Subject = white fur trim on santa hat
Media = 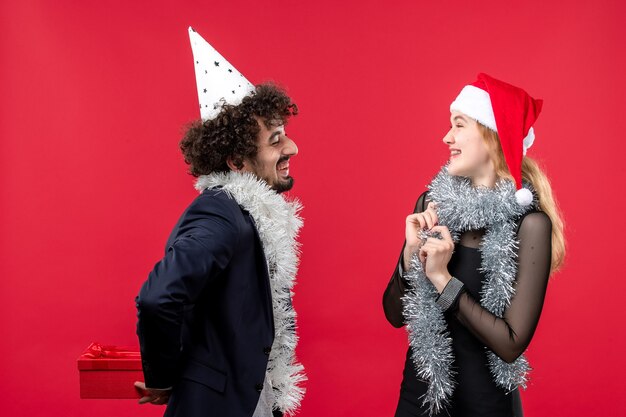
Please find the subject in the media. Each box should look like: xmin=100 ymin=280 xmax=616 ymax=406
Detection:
xmin=523 ymin=127 xmax=535 ymax=155
xmin=450 ymin=85 xmax=497 ymax=132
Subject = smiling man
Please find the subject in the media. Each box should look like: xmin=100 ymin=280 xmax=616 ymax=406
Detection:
xmin=134 ymin=28 xmax=306 ymax=417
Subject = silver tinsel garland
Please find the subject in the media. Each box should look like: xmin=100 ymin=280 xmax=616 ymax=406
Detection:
xmin=195 ymin=172 xmax=306 ymax=415
xmin=402 ymin=167 xmax=535 ymax=415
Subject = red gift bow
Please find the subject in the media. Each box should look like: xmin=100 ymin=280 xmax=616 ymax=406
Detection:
xmin=83 ymin=343 xmax=141 ymax=359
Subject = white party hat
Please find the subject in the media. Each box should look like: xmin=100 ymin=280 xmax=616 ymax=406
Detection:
xmin=188 ymin=27 xmax=255 ymax=120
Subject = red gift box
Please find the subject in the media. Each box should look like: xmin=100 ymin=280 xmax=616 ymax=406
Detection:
xmin=77 ymin=343 xmax=144 ymax=399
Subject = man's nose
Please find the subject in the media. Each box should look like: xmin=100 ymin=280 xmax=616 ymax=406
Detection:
xmin=283 ymin=135 xmax=298 ymax=156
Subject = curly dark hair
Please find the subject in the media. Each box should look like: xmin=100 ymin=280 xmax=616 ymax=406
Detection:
xmin=180 ymin=83 xmax=298 ymax=176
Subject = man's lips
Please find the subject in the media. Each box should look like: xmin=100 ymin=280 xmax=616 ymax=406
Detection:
xmin=277 ymin=159 xmax=290 ymax=176
xmin=277 ymin=159 xmax=290 ymax=170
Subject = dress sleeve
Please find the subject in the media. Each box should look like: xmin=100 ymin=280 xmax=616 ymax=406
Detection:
xmin=382 ymin=192 xmax=428 ymax=328
xmin=453 ymin=211 xmax=552 ymax=363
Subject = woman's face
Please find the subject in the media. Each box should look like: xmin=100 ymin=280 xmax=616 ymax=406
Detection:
xmin=443 ymin=111 xmax=496 ymax=187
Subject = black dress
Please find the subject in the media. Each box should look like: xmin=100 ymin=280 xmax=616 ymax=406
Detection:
xmin=383 ymin=193 xmax=552 ymax=417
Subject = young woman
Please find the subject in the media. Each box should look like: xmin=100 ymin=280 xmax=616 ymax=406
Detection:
xmin=383 ymin=73 xmax=565 ymax=417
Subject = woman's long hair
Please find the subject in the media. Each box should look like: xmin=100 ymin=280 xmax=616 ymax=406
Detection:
xmin=478 ymin=124 xmax=566 ymax=272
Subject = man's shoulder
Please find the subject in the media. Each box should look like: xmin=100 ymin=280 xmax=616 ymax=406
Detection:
xmin=186 ymin=188 xmax=245 ymax=221
xmin=193 ymin=187 xmax=235 ymax=206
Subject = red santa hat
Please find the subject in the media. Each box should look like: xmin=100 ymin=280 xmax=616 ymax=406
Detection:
xmin=450 ymin=73 xmax=543 ymax=206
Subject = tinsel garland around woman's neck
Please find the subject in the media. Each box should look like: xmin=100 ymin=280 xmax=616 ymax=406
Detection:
xmin=402 ymin=166 xmax=536 ymax=415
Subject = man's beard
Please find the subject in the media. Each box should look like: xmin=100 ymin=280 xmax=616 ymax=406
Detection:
xmin=250 ymin=155 xmax=295 ymax=194
xmin=271 ymin=155 xmax=294 ymax=193
xmin=272 ymin=176 xmax=294 ymax=194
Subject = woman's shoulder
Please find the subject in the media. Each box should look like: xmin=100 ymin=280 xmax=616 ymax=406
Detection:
xmin=414 ymin=191 xmax=430 ymax=213
xmin=517 ymin=210 xmax=552 ymax=235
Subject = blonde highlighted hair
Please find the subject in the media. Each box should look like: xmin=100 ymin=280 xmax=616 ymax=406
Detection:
xmin=478 ymin=124 xmax=566 ymax=272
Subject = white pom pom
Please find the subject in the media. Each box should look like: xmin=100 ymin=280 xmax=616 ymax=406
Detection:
xmin=515 ymin=188 xmax=533 ymax=206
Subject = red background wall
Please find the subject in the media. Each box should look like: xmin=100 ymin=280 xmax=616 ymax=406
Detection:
xmin=1 ymin=1 xmax=625 ymax=416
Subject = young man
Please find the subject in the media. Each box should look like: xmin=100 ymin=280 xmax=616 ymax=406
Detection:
xmin=134 ymin=28 xmax=305 ymax=417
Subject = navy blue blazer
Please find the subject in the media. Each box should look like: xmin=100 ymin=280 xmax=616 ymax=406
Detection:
xmin=136 ymin=188 xmax=275 ymax=417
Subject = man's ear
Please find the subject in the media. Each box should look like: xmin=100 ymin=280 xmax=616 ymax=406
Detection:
xmin=226 ymin=156 xmax=246 ymax=172
xmin=226 ymin=157 xmax=239 ymax=172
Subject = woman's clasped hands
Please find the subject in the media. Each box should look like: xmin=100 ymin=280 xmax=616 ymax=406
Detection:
xmin=404 ymin=202 xmax=454 ymax=292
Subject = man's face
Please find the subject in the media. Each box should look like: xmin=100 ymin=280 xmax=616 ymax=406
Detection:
xmin=240 ymin=118 xmax=299 ymax=193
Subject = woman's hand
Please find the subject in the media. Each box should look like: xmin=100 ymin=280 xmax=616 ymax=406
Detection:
xmin=403 ymin=202 xmax=438 ymax=271
xmin=419 ymin=225 xmax=454 ymax=292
